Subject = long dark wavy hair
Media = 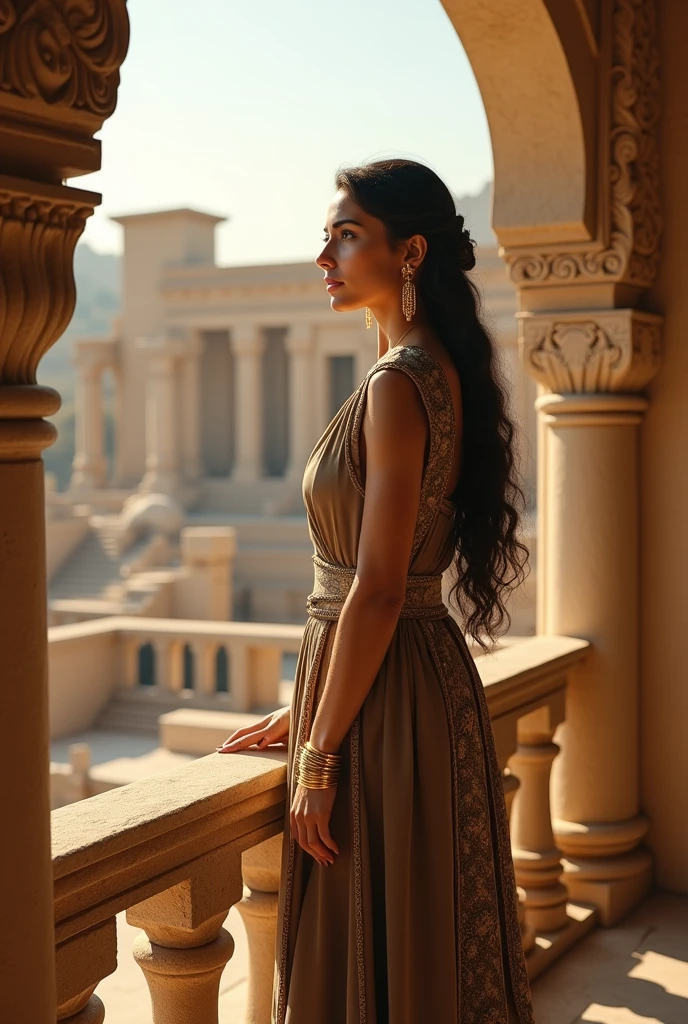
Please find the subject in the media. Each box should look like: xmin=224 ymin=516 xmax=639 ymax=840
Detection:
xmin=336 ymin=158 xmax=529 ymax=648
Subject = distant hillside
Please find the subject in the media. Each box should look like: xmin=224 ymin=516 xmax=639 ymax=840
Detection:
xmin=42 ymin=243 xmax=121 ymax=490
xmin=39 ymin=242 xmax=121 ymax=397
xmin=453 ymin=181 xmax=496 ymax=248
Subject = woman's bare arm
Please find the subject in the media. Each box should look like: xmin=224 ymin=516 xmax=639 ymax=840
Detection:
xmin=308 ymin=368 xmax=428 ymax=754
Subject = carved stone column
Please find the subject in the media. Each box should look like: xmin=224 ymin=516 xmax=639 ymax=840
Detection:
xmin=231 ymin=325 xmax=264 ymax=481
xmin=70 ymin=342 xmax=108 ymax=492
xmin=284 ymin=323 xmax=314 ymax=481
xmin=138 ymin=333 xmax=186 ymax=495
xmin=504 ymin=1 xmax=662 ymax=926
xmin=0 ymin=3 xmax=130 ymax=1017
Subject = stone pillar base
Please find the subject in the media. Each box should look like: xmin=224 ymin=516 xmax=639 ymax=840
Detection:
xmin=561 ymin=848 xmax=653 ymax=926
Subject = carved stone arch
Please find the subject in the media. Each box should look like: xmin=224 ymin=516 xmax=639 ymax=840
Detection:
xmin=440 ymin=0 xmax=594 ymax=249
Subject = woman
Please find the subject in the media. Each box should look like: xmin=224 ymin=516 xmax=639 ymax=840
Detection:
xmin=218 ymin=159 xmax=533 ymax=1024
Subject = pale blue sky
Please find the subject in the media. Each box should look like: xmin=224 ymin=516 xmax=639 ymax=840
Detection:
xmin=73 ymin=0 xmax=492 ymax=267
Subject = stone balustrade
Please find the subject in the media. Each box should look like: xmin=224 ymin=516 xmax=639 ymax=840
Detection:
xmin=49 ymin=616 xmax=304 ymax=738
xmin=480 ymin=634 xmax=594 ymax=976
xmin=52 ymin=634 xmax=589 ymax=1020
xmin=118 ymin=619 xmax=304 ymax=710
xmin=53 ymin=747 xmax=286 ymax=1023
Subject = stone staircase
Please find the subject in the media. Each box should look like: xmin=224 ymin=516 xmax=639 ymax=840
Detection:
xmin=48 ymin=523 xmax=177 ymax=622
xmin=94 ymin=688 xmax=234 ymax=735
xmin=94 ymin=678 xmax=294 ymax=736
xmin=49 ymin=532 xmax=159 ymax=601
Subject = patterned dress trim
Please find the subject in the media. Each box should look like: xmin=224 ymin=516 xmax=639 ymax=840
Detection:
xmin=345 ymin=345 xmax=457 ymax=564
xmin=447 ymin=615 xmax=535 ymax=1024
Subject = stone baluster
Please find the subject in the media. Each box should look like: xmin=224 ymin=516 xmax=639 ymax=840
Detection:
xmin=154 ymin=637 xmax=180 ymax=692
xmin=168 ymin=640 xmax=185 ymax=693
xmin=228 ymin=643 xmax=250 ymax=711
xmin=123 ymin=636 xmax=140 ymax=687
xmin=67 ymin=743 xmax=92 ymax=803
xmin=192 ymin=640 xmax=218 ymax=695
xmin=502 ymin=751 xmax=534 ymax=953
xmin=502 ymin=768 xmax=520 ymax=820
xmin=284 ymin=324 xmax=314 ymax=481
xmin=56 ymin=919 xmax=117 ymax=1023
xmin=236 ymin=834 xmax=284 ymax=1024
xmin=138 ymin=333 xmax=187 ymax=496
xmin=249 ymin=647 xmax=282 ymax=710
xmin=70 ymin=345 xmax=107 ymax=493
xmin=129 ymin=851 xmax=243 ymax=1024
xmin=509 ymin=702 xmax=568 ymax=933
xmin=231 ymin=325 xmax=265 ymax=481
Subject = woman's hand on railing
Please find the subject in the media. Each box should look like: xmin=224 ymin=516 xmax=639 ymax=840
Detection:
xmin=216 ymin=705 xmax=290 ymax=753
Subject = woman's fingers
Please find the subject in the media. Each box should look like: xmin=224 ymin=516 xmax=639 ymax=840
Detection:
xmin=318 ymin=820 xmax=340 ymax=857
xmin=216 ymin=719 xmax=266 ymax=746
xmin=306 ymin=825 xmax=333 ymax=865
xmin=216 ymin=727 xmax=268 ymax=752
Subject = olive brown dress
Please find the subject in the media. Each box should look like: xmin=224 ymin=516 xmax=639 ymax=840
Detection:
xmin=271 ymin=344 xmax=535 ymax=1024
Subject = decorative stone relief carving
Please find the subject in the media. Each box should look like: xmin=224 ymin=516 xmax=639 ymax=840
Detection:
xmin=507 ymin=0 xmax=661 ymax=290
xmin=0 ymin=0 xmax=129 ymax=121
xmin=0 ymin=177 xmax=95 ymax=383
xmin=518 ymin=309 xmax=662 ymax=393
xmin=0 ymin=2 xmax=129 ymax=387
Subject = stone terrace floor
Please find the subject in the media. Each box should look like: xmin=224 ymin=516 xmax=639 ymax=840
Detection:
xmin=92 ymin=889 xmax=686 ymax=1022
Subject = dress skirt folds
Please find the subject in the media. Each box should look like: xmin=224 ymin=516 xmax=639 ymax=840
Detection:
xmin=271 ymin=344 xmax=535 ymax=1024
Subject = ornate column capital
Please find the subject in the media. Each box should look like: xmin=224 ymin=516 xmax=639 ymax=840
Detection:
xmin=230 ymin=323 xmax=264 ymax=357
xmin=73 ymin=337 xmax=119 ymax=374
xmin=503 ymin=0 xmax=661 ymax=296
xmin=0 ymin=0 xmax=130 ymax=177
xmin=518 ymin=309 xmax=662 ymax=395
xmin=0 ymin=176 xmax=98 ymax=386
xmin=136 ymin=332 xmax=188 ymax=370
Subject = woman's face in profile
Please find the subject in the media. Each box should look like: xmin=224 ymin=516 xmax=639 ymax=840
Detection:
xmin=315 ymin=190 xmax=402 ymax=314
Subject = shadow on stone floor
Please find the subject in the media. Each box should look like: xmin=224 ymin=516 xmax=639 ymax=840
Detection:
xmin=531 ymin=890 xmax=688 ymax=1024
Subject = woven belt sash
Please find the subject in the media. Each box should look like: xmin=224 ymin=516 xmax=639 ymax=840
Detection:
xmin=306 ymin=553 xmax=448 ymax=621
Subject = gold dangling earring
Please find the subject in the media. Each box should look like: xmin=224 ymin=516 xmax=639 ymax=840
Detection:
xmin=401 ymin=264 xmax=416 ymax=322
xmin=365 ymin=307 xmax=373 ymax=329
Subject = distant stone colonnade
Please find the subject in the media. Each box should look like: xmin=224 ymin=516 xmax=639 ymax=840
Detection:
xmin=66 ymin=208 xmax=532 ymax=514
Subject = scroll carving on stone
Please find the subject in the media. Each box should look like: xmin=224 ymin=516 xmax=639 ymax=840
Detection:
xmin=507 ymin=0 xmax=661 ymax=290
xmin=519 ymin=310 xmax=662 ymax=394
xmin=0 ymin=0 xmax=130 ymax=122
xmin=0 ymin=178 xmax=95 ymax=384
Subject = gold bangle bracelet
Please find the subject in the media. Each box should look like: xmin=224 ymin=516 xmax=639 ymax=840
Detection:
xmin=295 ymin=742 xmax=341 ymax=788
xmin=305 ymin=740 xmax=341 ymax=762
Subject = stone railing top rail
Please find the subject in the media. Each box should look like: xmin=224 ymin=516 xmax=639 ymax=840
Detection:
xmin=48 ymin=615 xmax=305 ymax=646
xmin=51 ymin=634 xmax=586 ymax=871
xmin=479 ymin=634 xmax=589 ymax=718
xmin=52 ymin=748 xmax=287 ymax=944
